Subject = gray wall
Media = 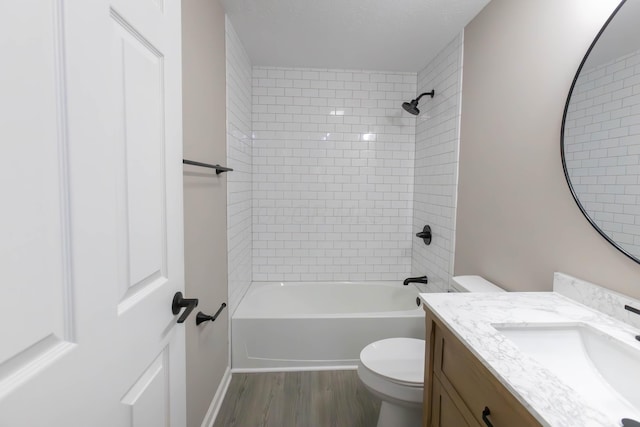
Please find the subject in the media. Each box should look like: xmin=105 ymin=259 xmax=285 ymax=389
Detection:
xmin=455 ymin=0 xmax=640 ymax=299
xmin=182 ymin=0 xmax=229 ymax=425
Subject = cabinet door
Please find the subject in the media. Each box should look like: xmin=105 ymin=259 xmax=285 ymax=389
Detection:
xmin=427 ymin=312 xmax=541 ymax=427
xmin=431 ymin=378 xmax=479 ymax=427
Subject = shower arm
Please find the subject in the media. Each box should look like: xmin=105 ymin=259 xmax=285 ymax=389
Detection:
xmin=414 ymin=90 xmax=435 ymax=103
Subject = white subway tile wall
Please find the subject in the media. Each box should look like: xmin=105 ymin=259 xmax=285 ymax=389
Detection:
xmin=564 ymin=48 xmax=640 ymax=257
xmin=411 ymin=34 xmax=464 ymax=292
xmin=252 ymin=67 xmax=417 ymax=281
xmin=226 ymin=17 xmax=253 ymax=313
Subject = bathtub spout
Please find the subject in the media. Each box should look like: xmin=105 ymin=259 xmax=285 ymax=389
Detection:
xmin=403 ymin=276 xmax=428 ymax=286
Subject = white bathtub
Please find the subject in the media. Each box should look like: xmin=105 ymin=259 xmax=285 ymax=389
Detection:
xmin=231 ymin=281 xmax=425 ymax=371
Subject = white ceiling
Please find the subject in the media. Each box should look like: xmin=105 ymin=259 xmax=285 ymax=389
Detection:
xmin=222 ymin=0 xmax=491 ymax=72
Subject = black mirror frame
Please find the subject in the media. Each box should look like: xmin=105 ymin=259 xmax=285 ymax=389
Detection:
xmin=560 ymin=0 xmax=640 ymax=264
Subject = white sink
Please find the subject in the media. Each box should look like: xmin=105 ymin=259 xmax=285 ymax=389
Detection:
xmin=494 ymin=323 xmax=640 ymax=422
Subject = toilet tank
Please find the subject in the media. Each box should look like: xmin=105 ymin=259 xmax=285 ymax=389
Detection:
xmin=451 ymin=275 xmax=505 ymax=293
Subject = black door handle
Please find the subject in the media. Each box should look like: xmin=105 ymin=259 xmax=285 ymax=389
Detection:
xmin=482 ymin=407 xmax=494 ymax=427
xmin=172 ymin=292 xmax=199 ymax=323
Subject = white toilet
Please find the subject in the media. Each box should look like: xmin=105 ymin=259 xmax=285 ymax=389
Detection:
xmin=357 ymin=275 xmax=504 ymax=427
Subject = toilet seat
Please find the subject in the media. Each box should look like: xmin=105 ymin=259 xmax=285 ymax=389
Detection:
xmin=359 ymin=337 xmax=425 ymax=387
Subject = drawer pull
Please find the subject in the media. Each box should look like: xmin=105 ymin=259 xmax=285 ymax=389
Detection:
xmin=482 ymin=407 xmax=494 ymax=427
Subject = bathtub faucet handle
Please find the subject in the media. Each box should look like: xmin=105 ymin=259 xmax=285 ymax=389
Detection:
xmin=416 ymin=225 xmax=432 ymax=245
xmin=403 ymin=276 xmax=428 ymax=286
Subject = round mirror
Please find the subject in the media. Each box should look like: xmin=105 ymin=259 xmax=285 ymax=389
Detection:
xmin=562 ymin=0 xmax=640 ymax=263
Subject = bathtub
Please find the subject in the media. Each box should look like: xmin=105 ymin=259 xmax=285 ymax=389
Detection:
xmin=231 ymin=281 xmax=425 ymax=371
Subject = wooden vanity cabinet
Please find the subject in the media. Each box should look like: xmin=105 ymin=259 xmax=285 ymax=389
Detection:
xmin=423 ymin=309 xmax=542 ymax=427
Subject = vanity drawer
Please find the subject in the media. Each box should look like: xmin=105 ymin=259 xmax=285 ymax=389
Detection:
xmin=430 ymin=315 xmax=541 ymax=427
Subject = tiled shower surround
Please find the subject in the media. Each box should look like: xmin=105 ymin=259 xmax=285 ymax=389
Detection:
xmin=564 ymin=48 xmax=640 ymax=257
xmin=226 ymin=16 xmax=464 ymax=289
xmin=252 ymin=68 xmax=417 ymax=281
xmin=411 ymin=34 xmax=464 ymax=292
xmin=226 ymin=17 xmax=253 ymax=313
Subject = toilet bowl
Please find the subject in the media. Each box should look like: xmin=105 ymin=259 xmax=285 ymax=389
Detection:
xmin=358 ymin=338 xmax=425 ymax=427
xmin=357 ymin=275 xmax=504 ymax=427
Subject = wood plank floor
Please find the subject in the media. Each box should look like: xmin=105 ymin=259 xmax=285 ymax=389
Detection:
xmin=214 ymin=370 xmax=381 ymax=427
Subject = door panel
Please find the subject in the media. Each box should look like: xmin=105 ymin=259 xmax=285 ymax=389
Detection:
xmin=0 ymin=0 xmax=75 ymax=397
xmin=0 ymin=0 xmax=185 ymax=425
xmin=113 ymin=0 xmax=185 ymax=424
xmin=121 ymin=349 xmax=170 ymax=427
xmin=112 ymin=11 xmax=168 ymax=311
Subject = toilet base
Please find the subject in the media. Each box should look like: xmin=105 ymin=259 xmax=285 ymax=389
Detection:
xmin=376 ymin=401 xmax=422 ymax=427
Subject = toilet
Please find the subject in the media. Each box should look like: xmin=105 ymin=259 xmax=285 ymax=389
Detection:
xmin=357 ymin=275 xmax=504 ymax=427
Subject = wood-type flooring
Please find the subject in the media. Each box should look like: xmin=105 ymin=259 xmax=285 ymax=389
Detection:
xmin=214 ymin=370 xmax=381 ymax=427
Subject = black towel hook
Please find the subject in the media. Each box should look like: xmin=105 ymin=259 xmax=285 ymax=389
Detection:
xmin=196 ymin=302 xmax=227 ymax=326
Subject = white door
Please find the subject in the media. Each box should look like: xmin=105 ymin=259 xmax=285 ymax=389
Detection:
xmin=0 ymin=0 xmax=186 ymax=426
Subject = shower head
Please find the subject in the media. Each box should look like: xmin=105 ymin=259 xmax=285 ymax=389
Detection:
xmin=402 ymin=100 xmax=420 ymax=115
xmin=402 ymin=90 xmax=435 ymax=115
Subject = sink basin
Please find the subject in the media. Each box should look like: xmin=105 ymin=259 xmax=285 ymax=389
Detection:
xmin=494 ymin=323 xmax=640 ymax=421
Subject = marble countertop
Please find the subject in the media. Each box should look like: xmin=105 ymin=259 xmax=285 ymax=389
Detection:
xmin=419 ymin=291 xmax=640 ymax=427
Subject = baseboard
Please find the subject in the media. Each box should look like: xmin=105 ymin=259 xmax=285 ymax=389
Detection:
xmin=231 ymin=365 xmax=357 ymax=374
xmin=201 ymin=366 xmax=232 ymax=427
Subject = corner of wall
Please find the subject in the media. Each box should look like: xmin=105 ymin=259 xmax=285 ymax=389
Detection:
xmin=182 ymin=0 xmax=229 ymax=425
xmin=411 ymin=33 xmax=465 ymax=293
xmin=226 ymin=16 xmax=254 ymax=316
xmin=449 ymin=29 xmax=464 ymax=291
